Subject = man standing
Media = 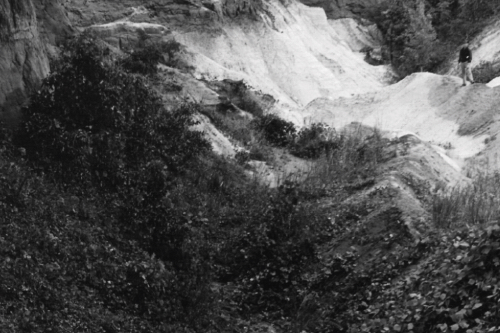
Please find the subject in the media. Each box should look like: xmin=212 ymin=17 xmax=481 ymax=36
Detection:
xmin=459 ymin=43 xmax=474 ymax=86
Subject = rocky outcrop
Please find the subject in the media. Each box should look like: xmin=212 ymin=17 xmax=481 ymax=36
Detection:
xmin=34 ymin=0 xmax=74 ymax=47
xmin=299 ymin=0 xmax=386 ymax=19
xmin=0 ymin=0 xmax=50 ymax=125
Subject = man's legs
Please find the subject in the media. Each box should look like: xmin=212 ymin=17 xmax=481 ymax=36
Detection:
xmin=460 ymin=62 xmax=474 ymax=85
xmin=466 ymin=63 xmax=474 ymax=83
xmin=461 ymin=62 xmax=467 ymax=85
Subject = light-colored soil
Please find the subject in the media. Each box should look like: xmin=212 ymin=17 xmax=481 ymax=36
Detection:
xmin=306 ymin=73 xmax=500 ymax=170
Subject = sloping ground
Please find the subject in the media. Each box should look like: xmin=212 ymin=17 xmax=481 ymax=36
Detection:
xmin=309 ymin=127 xmax=467 ymax=264
xmin=49 ymin=0 xmax=496 ymax=223
xmin=5 ymin=1 xmax=500 ymax=332
xmin=445 ymin=17 xmax=500 ymax=77
xmin=305 ymin=73 xmax=500 ymax=167
xmin=81 ymin=1 xmax=489 ymax=240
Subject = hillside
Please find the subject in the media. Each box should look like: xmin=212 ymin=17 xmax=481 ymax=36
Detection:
xmin=2 ymin=0 xmax=500 ymax=333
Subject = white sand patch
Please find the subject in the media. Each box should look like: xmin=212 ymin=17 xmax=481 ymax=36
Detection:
xmin=487 ymin=76 xmax=500 ymax=88
xmin=306 ymin=73 xmax=490 ymax=161
xmin=84 ymin=0 xmax=500 ymax=174
xmin=385 ymin=130 xmax=422 ymax=141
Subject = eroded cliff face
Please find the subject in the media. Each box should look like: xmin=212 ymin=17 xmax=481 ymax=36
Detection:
xmin=34 ymin=0 xmax=73 ymax=47
xmin=0 ymin=0 xmax=49 ymax=124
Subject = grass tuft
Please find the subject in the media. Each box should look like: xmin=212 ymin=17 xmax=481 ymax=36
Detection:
xmin=433 ymin=169 xmax=500 ymax=228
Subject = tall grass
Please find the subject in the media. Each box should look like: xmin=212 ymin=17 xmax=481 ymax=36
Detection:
xmin=299 ymin=125 xmax=385 ymax=198
xmin=433 ymin=170 xmax=500 ymax=228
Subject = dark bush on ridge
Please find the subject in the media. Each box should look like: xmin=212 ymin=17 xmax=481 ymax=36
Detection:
xmin=121 ymin=39 xmax=182 ymax=75
xmin=290 ymin=123 xmax=342 ymax=159
xmin=252 ymin=114 xmax=296 ymax=147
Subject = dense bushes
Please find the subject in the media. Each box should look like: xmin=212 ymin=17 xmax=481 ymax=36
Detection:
xmin=290 ymin=123 xmax=342 ymax=159
xmin=7 ymin=33 xmax=216 ymax=332
xmin=16 ymin=33 xmax=209 ymax=190
xmin=368 ymin=0 xmax=443 ymax=76
xmin=222 ymin=182 xmax=318 ymax=318
xmin=0 ymin=157 xmax=215 ymax=332
xmin=5 ymin=33 xmax=344 ymax=332
xmin=351 ymin=225 xmax=500 ymax=333
xmin=252 ymin=115 xmax=341 ymax=159
xmin=252 ymin=114 xmax=297 ymax=147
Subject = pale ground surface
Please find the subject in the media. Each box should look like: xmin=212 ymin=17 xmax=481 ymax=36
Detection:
xmin=174 ymin=0 xmax=393 ymax=124
xmin=305 ymin=73 xmax=496 ymax=162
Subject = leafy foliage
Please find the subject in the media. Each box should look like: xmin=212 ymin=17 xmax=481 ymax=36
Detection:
xmin=252 ymin=114 xmax=296 ymax=147
xmin=0 ymin=156 xmax=216 ymax=332
xmin=16 ymin=33 xmax=209 ymax=190
xmin=7 ymin=34 xmax=218 ymax=332
xmin=290 ymin=123 xmax=342 ymax=159
xmin=369 ymin=0 xmax=443 ymax=76
xmin=350 ymin=225 xmax=500 ymax=333
xmin=222 ymin=181 xmax=318 ymax=318
xmin=6 ymin=32 xmax=349 ymax=333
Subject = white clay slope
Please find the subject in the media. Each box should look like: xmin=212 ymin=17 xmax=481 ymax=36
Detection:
xmin=306 ymin=72 xmax=500 ymax=168
xmin=174 ymin=0 xmax=392 ymax=122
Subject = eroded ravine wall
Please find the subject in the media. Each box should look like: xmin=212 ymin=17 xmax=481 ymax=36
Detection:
xmin=0 ymin=0 xmax=49 ymax=125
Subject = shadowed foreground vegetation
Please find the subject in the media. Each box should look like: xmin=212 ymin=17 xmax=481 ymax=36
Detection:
xmin=2 ymin=33 xmax=500 ymax=333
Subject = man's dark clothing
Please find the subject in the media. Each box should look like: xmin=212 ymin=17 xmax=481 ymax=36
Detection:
xmin=459 ymin=47 xmax=472 ymax=63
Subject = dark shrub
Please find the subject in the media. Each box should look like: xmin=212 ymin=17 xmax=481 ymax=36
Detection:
xmin=290 ymin=123 xmax=341 ymax=159
xmin=252 ymin=114 xmax=296 ymax=147
xmin=121 ymin=38 xmax=182 ymax=74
